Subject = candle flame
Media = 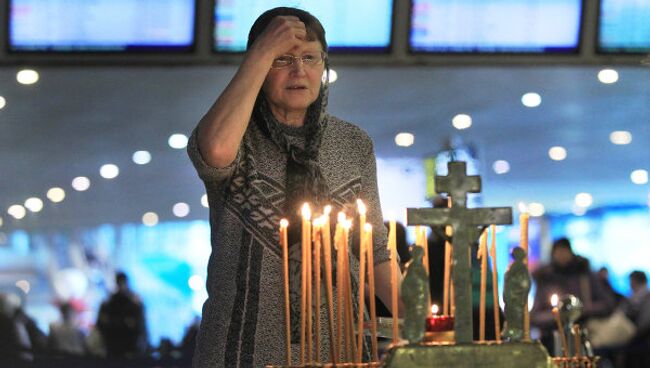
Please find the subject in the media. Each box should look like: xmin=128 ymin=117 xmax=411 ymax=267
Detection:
xmin=364 ymin=223 xmax=372 ymax=232
xmin=431 ymin=304 xmax=439 ymax=315
xmin=337 ymin=212 xmax=346 ymax=223
xmin=313 ymin=216 xmax=325 ymax=227
xmin=343 ymin=219 xmax=352 ymax=230
xmin=324 ymin=205 xmax=332 ymax=215
xmin=357 ymin=199 xmax=367 ymax=216
xmin=280 ymin=219 xmax=289 ymax=228
xmin=302 ymin=203 xmax=311 ymax=220
xmin=550 ymin=294 xmax=559 ymax=307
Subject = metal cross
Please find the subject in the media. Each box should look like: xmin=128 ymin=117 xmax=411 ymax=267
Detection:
xmin=406 ymin=161 xmax=512 ymax=343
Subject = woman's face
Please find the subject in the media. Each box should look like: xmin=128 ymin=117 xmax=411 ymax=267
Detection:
xmin=262 ymin=40 xmax=325 ymax=118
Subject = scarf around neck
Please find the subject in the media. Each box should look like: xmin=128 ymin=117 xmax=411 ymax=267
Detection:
xmin=253 ymin=85 xmax=331 ymax=244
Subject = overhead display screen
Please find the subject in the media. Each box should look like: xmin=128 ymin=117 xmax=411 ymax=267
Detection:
xmin=598 ymin=0 xmax=650 ymax=53
xmin=410 ymin=0 xmax=583 ymax=53
xmin=9 ymin=0 xmax=196 ymax=52
xmin=214 ymin=0 xmax=393 ymax=52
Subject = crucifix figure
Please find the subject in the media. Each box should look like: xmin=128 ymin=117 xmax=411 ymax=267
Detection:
xmin=406 ymin=161 xmax=513 ymax=343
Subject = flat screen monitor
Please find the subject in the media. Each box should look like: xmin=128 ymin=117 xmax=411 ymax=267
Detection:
xmin=8 ymin=0 xmax=196 ymax=52
xmin=214 ymin=1 xmax=393 ymax=52
xmin=410 ymin=0 xmax=583 ymax=53
xmin=598 ymin=0 xmax=650 ymax=54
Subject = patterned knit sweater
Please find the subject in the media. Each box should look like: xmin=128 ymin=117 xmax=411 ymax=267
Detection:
xmin=188 ymin=114 xmax=390 ymax=367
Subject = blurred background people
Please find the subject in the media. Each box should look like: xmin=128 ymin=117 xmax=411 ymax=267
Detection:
xmin=531 ymin=237 xmax=616 ymax=350
xmin=621 ymin=270 xmax=650 ymax=368
xmin=96 ymin=271 xmax=148 ymax=359
xmin=48 ymin=302 xmax=86 ymax=356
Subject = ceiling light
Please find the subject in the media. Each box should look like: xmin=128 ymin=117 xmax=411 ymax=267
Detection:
xmin=394 ymin=132 xmax=414 ymax=147
xmin=142 ymin=212 xmax=159 ymax=226
xmin=8 ymin=204 xmax=26 ymax=219
xmin=0 ymin=217 xmax=3 ymax=227
xmin=609 ymin=131 xmax=632 ymax=145
xmin=132 ymin=150 xmax=152 ymax=165
xmin=521 ymin=92 xmax=541 ymax=108
xmin=528 ymin=202 xmax=545 ymax=217
xmin=575 ymin=192 xmax=593 ymax=208
xmin=322 ymin=69 xmax=338 ymax=83
xmin=100 ymin=164 xmax=119 ymax=179
xmin=17 ymin=69 xmax=39 ymax=85
xmin=631 ymin=169 xmax=648 ymax=185
xmin=598 ymin=69 xmax=618 ymax=84
xmin=173 ymin=202 xmax=190 ymax=218
xmin=0 ymin=96 xmax=6 ymax=110
xmin=492 ymin=160 xmax=510 ymax=174
xmin=168 ymin=134 xmax=188 ymax=149
xmin=452 ymin=114 xmax=472 ymax=130
xmin=548 ymin=146 xmax=567 ymax=161
xmin=71 ymin=176 xmax=91 ymax=191
xmin=47 ymin=187 xmax=66 ymax=202
xmin=201 ymin=194 xmax=209 ymax=208
xmin=24 ymin=197 xmax=44 ymax=213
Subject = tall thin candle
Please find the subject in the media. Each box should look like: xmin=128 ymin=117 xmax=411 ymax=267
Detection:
xmin=342 ymin=218 xmax=357 ymax=361
xmin=387 ymin=216 xmax=399 ymax=345
xmin=280 ymin=219 xmax=291 ymax=365
xmin=365 ymin=224 xmax=379 ymax=361
xmin=478 ymin=229 xmax=488 ymax=342
xmin=520 ymin=212 xmax=530 ymax=341
xmin=313 ymin=218 xmax=322 ymax=363
xmin=489 ymin=225 xmax=501 ymax=342
xmin=356 ymin=223 xmax=367 ymax=363
xmin=321 ymin=207 xmax=338 ymax=364
xmin=334 ymin=215 xmax=345 ymax=361
xmin=300 ymin=204 xmax=311 ymax=364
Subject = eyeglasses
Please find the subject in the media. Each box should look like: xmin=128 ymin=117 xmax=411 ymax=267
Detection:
xmin=271 ymin=51 xmax=327 ymax=69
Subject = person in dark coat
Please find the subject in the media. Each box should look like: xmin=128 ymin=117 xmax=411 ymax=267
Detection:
xmin=530 ymin=237 xmax=615 ymax=351
xmin=96 ymin=272 xmax=148 ymax=359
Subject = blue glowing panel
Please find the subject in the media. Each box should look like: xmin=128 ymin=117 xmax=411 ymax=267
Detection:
xmin=214 ymin=0 xmax=393 ymax=52
xmin=9 ymin=0 xmax=196 ymax=52
xmin=599 ymin=0 xmax=650 ymax=53
xmin=410 ymin=0 xmax=582 ymax=53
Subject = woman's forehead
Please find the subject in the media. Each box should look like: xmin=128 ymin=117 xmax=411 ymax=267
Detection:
xmin=288 ymin=40 xmax=323 ymax=54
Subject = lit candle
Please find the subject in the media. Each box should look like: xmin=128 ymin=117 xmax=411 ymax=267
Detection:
xmin=300 ymin=203 xmax=311 ymax=364
xmin=489 ymin=225 xmax=501 ymax=342
xmin=342 ymin=218 xmax=357 ymax=361
xmin=387 ymin=215 xmax=399 ymax=345
xmin=365 ymin=224 xmax=379 ymax=362
xmin=280 ymin=219 xmax=291 ymax=365
xmin=356 ymin=222 xmax=367 ymax=364
xmin=321 ymin=207 xmax=338 ymax=364
xmin=478 ymin=229 xmax=488 ymax=342
xmin=551 ymin=294 xmax=569 ymax=358
xmin=312 ymin=217 xmax=323 ymax=363
xmin=520 ymin=212 xmax=530 ymax=341
xmin=334 ymin=214 xmax=345 ymax=361
xmin=426 ymin=304 xmax=455 ymax=332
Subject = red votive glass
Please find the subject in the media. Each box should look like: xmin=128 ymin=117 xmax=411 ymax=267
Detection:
xmin=426 ymin=314 xmax=455 ymax=332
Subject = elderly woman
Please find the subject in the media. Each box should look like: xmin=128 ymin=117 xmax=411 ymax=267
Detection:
xmin=188 ymin=7 xmax=398 ymax=367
